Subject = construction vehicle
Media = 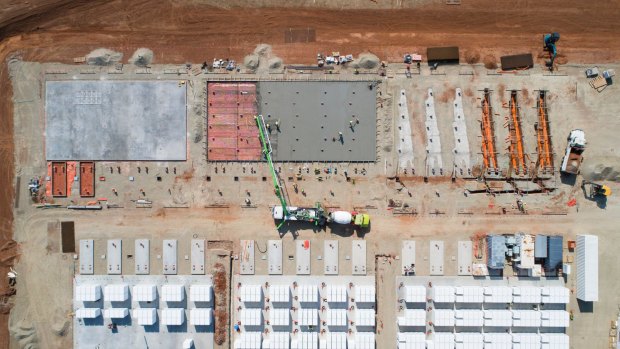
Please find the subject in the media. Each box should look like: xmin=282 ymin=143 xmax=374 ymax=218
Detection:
xmin=543 ymin=32 xmax=560 ymax=71
xmin=317 ymin=53 xmax=325 ymax=67
xmin=560 ymin=129 xmax=586 ymax=175
xmin=581 ymin=180 xmax=611 ymax=199
xmin=255 ymin=115 xmax=370 ymax=228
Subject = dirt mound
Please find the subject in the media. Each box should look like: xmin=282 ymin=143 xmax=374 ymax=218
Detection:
xmin=352 ymin=53 xmax=380 ymax=69
xmin=253 ymin=43 xmax=272 ymax=56
xmin=483 ymin=54 xmax=497 ymax=69
xmin=9 ymin=320 xmax=38 ymax=349
xmin=85 ymin=48 xmax=122 ymax=66
xmin=128 ymin=48 xmax=153 ymax=66
xmin=243 ymin=53 xmax=259 ymax=71
xmin=268 ymin=57 xmax=283 ymax=69
xmin=464 ymin=50 xmax=480 ymax=64
xmin=582 ymin=157 xmax=620 ymax=182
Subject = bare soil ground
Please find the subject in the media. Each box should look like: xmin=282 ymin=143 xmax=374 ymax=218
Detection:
xmin=1 ymin=0 xmax=620 ymax=347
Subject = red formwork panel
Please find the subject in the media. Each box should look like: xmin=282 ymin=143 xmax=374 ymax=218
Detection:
xmin=209 ymin=113 xmax=237 ymax=125
xmin=51 ymin=161 xmax=67 ymax=197
xmin=208 ymin=148 xmax=238 ymax=160
xmin=79 ymin=161 xmax=95 ymax=197
xmin=209 ymin=137 xmax=237 ymax=148
xmin=237 ymin=125 xmax=258 ymax=137
xmin=208 ymin=124 xmax=237 ymax=138
xmin=238 ymin=136 xmax=261 ymax=149
xmin=237 ymin=148 xmax=262 ymax=160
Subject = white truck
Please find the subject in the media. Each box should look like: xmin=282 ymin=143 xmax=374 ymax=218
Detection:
xmin=560 ymin=129 xmax=586 ymax=175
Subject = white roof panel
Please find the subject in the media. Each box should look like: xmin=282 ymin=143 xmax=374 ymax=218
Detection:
xmin=292 ymin=332 xmax=318 ymax=349
xmin=483 ymin=286 xmax=512 ymax=303
xmin=355 ymin=285 xmax=376 ymax=304
xmin=263 ymin=332 xmax=290 ymax=349
xmin=299 ymin=308 xmax=318 ymax=326
xmin=161 ymin=308 xmax=185 ymax=325
xmin=348 ymin=332 xmax=375 ymax=349
xmin=512 ymin=333 xmax=541 ymax=349
xmin=483 ymin=310 xmax=512 ymax=327
xmin=397 ymin=332 xmax=426 ymax=349
xmin=512 ymin=286 xmax=541 ymax=304
xmin=454 ymin=332 xmax=483 ymax=349
xmin=270 ymin=308 xmax=290 ymax=326
xmin=455 ymin=286 xmax=484 ymax=303
xmin=75 ymin=284 xmax=101 ymax=302
xmin=432 ymin=309 xmax=455 ymax=327
xmin=541 ymin=333 xmax=569 ymax=349
xmin=269 ymin=285 xmax=290 ymax=303
xmin=398 ymin=309 xmax=426 ymax=327
xmin=240 ymin=308 xmax=263 ymax=326
xmin=235 ymin=332 xmax=262 ymax=349
xmin=355 ymin=309 xmax=375 ymax=328
xmin=541 ymin=287 xmax=569 ymax=304
xmin=540 ymin=310 xmax=570 ymax=328
xmin=484 ymin=333 xmax=512 ymax=349
xmin=298 ymin=284 xmax=318 ymax=303
xmin=512 ymin=310 xmax=541 ymax=327
xmin=190 ymin=308 xmax=212 ymax=326
xmin=240 ymin=284 xmax=263 ymax=304
xmin=326 ymin=285 xmax=347 ymax=303
xmin=76 ymin=308 xmax=101 ymax=319
xmin=576 ymin=234 xmax=598 ymax=302
xmin=104 ymin=284 xmax=129 ymax=302
xmin=161 ymin=284 xmax=185 ymax=302
xmin=403 ymin=285 xmax=426 ymax=303
xmin=103 ymin=308 xmax=128 ymax=319
xmin=322 ymin=332 xmax=347 ymax=349
xmin=190 ymin=284 xmax=212 ymax=303
xmin=433 ymin=332 xmax=455 ymax=349
xmin=133 ymin=284 xmax=157 ymax=302
xmin=326 ymin=309 xmax=347 ymax=327
xmin=454 ymin=309 xmax=483 ymax=327
xmin=133 ymin=308 xmax=157 ymax=326
xmin=432 ymin=286 xmax=455 ymax=303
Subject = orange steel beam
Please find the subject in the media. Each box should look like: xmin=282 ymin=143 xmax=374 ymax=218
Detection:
xmin=537 ymin=93 xmax=553 ymax=170
xmin=481 ymin=92 xmax=497 ymax=170
xmin=510 ymin=92 xmax=526 ymax=174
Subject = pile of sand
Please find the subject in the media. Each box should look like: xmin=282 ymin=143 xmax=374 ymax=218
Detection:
xmin=351 ymin=53 xmax=380 ymax=69
xmin=581 ymin=157 xmax=620 ymax=182
xmin=243 ymin=44 xmax=284 ymax=72
xmin=85 ymin=48 xmax=122 ymax=66
xmin=128 ymin=48 xmax=153 ymax=66
xmin=9 ymin=320 xmax=38 ymax=349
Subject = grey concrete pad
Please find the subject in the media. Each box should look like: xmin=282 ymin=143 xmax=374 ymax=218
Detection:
xmin=268 ymin=240 xmax=283 ymax=275
xmin=401 ymin=241 xmax=416 ymax=275
xmin=45 ymin=81 xmax=187 ymax=161
xmin=430 ymin=240 xmax=444 ymax=276
xmin=258 ymin=81 xmax=376 ymax=162
xmin=163 ymin=240 xmax=177 ymax=275
xmin=191 ymin=239 xmax=205 ymax=275
xmin=240 ymin=240 xmax=255 ymax=275
xmin=397 ymin=89 xmax=414 ymax=169
xmin=452 ymin=88 xmax=471 ymax=176
xmin=79 ymin=239 xmax=94 ymax=275
xmin=135 ymin=239 xmax=150 ymax=275
xmin=107 ymin=239 xmax=121 ymax=275
xmin=296 ymin=240 xmax=311 ymax=275
xmin=352 ymin=240 xmax=367 ymax=275
xmin=324 ymin=240 xmax=339 ymax=275
xmin=458 ymin=241 xmax=472 ymax=276
xmin=425 ymin=89 xmax=443 ymax=176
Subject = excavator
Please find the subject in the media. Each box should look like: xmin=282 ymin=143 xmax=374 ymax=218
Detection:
xmin=543 ymin=32 xmax=560 ymax=71
xmin=255 ymin=115 xmax=370 ymax=229
xmin=581 ymin=180 xmax=612 ymax=199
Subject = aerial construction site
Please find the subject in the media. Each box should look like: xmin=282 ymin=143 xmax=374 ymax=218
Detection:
xmin=1 ymin=1 xmax=620 ymax=349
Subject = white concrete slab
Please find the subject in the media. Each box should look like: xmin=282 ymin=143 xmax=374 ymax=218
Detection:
xmin=191 ymin=239 xmax=205 ymax=275
xmin=79 ymin=239 xmax=94 ymax=275
xmin=430 ymin=240 xmax=444 ymax=276
xmin=452 ymin=88 xmax=471 ymax=176
xmin=268 ymin=240 xmax=282 ymax=275
xmin=296 ymin=240 xmax=311 ymax=275
xmin=163 ymin=239 xmax=177 ymax=275
xmin=135 ymin=239 xmax=150 ymax=275
xmin=425 ymin=88 xmax=443 ymax=176
xmin=402 ymin=240 xmax=416 ymax=275
xmin=107 ymin=239 xmax=122 ymax=275
xmin=397 ymin=89 xmax=414 ymax=170
xmin=240 ymin=240 xmax=255 ymax=275
xmin=324 ymin=240 xmax=339 ymax=275
xmin=352 ymin=240 xmax=367 ymax=275
xmin=458 ymin=241 xmax=473 ymax=276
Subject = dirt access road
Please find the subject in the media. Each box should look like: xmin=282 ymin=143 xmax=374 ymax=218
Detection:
xmin=1 ymin=0 xmax=620 ymax=347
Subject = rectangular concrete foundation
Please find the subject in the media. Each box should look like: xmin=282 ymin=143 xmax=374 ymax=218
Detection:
xmin=135 ymin=239 xmax=150 ymax=275
xmin=45 ymin=80 xmax=187 ymax=161
xmin=258 ymin=81 xmax=377 ymax=162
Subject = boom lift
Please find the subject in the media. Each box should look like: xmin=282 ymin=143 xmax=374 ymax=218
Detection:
xmin=255 ymin=115 xmax=370 ymax=229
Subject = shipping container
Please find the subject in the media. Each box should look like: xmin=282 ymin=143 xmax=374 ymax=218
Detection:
xmin=576 ymin=235 xmax=598 ymax=301
xmin=487 ymin=235 xmax=507 ymax=269
xmin=545 ymin=236 xmax=563 ymax=272
xmin=535 ymin=234 xmax=548 ymax=258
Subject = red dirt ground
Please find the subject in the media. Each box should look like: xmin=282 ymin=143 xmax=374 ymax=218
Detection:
xmin=1 ymin=0 xmax=620 ymax=347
